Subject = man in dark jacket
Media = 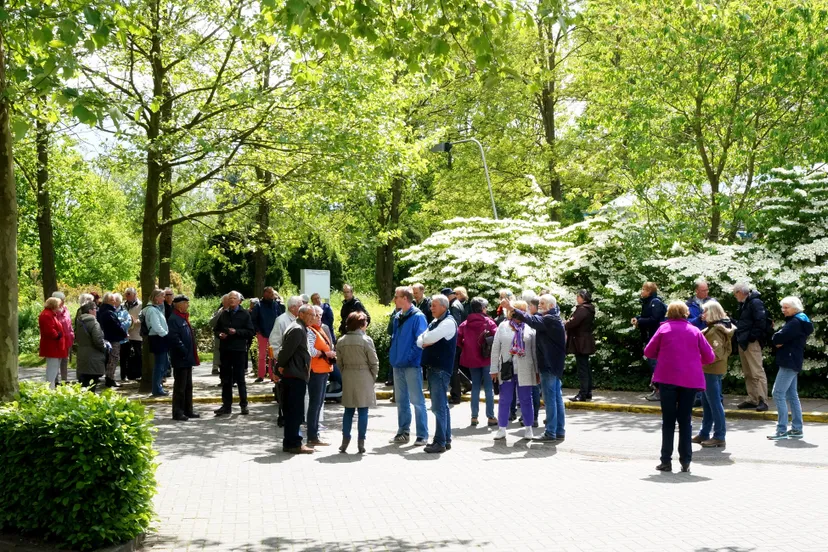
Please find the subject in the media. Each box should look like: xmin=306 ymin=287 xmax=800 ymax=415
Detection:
xmin=277 ymin=305 xmax=315 ymax=454
xmin=504 ymin=294 xmax=567 ymax=442
xmin=339 ymin=284 xmax=371 ymax=336
xmin=166 ymin=296 xmax=199 ymax=421
xmin=632 ymin=282 xmax=667 ymax=401
xmin=213 ymin=291 xmax=256 ymax=416
xmin=412 ymin=283 xmax=433 ymax=323
xmin=97 ymin=293 xmax=128 ymax=388
xmin=733 ymin=282 xmax=769 ymax=411
xmin=251 ymin=287 xmax=284 ymax=382
xmin=444 ymin=287 xmax=471 ymax=403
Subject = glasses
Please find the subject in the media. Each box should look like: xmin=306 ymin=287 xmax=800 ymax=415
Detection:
xmin=165 ymin=293 xmax=173 ymax=296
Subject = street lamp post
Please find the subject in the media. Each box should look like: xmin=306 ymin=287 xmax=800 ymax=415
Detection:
xmin=431 ymin=138 xmax=498 ymax=220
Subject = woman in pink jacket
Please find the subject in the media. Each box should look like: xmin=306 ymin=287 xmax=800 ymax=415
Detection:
xmin=457 ymin=298 xmax=498 ymax=427
xmin=644 ymin=301 xmax=715 ymax=474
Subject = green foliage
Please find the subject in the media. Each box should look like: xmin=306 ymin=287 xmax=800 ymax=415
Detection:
xmin=0 ymin=382 xmax=156 ymax=550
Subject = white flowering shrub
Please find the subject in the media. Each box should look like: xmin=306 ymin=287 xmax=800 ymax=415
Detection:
xmin=401 ymin=168 xmax=828 ymax=395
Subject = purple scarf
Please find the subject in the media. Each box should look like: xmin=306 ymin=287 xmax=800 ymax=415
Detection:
xmin=509 ymin=318 xmax=526 ymax=357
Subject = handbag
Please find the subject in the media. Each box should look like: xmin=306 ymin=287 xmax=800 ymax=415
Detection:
xmin=500 ymin=359 xmax=514 ymax=381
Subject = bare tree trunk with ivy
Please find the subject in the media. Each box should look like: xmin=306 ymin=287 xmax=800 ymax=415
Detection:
xmin=35 ymin=118 xmax=58 ymax=298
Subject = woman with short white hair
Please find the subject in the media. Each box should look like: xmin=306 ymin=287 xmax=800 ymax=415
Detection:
xmin=693 ymin=301 xmax=734 ymax=448
xmin=767 ymin=296 xmax=813 ymax=440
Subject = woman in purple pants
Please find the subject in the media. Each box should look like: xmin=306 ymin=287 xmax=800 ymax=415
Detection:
xmin=490 ymin=300 xmax=539 ymax=441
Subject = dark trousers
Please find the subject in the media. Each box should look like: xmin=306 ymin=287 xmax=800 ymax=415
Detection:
xmin=121 ymin=340 xmax=143 ymax=380
xmin=282 ymin=377 xmax=307 ymax=449
xmin=576 ymin=354 xmax=593 ymax=396
xmin=220 ymin=349 xmax=248 ymax=409
xmin=449 ymin=351 xmax=470 ymax=402
xmin=79 ymin=374 xmax=100 ymax=388
xmin=659 ymin=384 xmax=696 ymax=465
xmin=307 ymin=372 xmax=329 ymax=441
xmin=173 ymin=366 xmax=194 ymax=417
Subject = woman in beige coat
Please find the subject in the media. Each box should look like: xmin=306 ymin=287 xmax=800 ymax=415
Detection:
xmin=693 ymin=301 xmax=734 ymax=448
xmin=336 ymin=311 xmax=379 ymax=454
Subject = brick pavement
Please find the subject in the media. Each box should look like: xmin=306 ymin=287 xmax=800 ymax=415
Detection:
xmin=143 ymin=397 xmax=828 ymax=552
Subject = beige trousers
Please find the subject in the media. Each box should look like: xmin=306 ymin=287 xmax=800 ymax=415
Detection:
xmin=738 ymin=341 xmax=767 ymax=403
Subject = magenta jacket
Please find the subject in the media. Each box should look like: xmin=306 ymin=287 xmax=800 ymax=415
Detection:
xmin=457 ymin=313 xmax=498 ymax=369
xmin=644 ymin=319 xmax=715 ymax=390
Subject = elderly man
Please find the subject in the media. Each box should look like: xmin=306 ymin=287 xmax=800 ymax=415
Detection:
xmin=418 ymin=294 xmax=459 ymax=454
xmin=339 ymin=284 xmax=371 ymax=336
xmin=448 ymin=287 xmax=472 ymax=403
xmin=412 ymin=283 xmax=433 ymax=323
xmin=503 ymin=293 xmax=567 ymax=442
xmin=214 ymin=291 xmax=255 ymax=416
xmin=251 ymin=287 xmax=285 ymax=382
xmin=269 ymin=296 xmax=303 ymax=357
xmin=97 ymin=292 xmax=128 ymax=388
xmin=687 ymin=279 xmax=713 ymax=331
xmin=163 ymin=288 xmax=174 ymax=318
xmin=166 ymin=295 xmax=200 ymax=421
xmin=278 ymin=305 xmax=316 ymax=454
xmin=389 ymin=286 xmax=429 ymax=446
xmin=142 ymin=289 xmax=170 ymax=396
xmin=733 ymin=282 xmax=769 ymax=412
xmin=122 ymin=288 xmax=143 ymax=381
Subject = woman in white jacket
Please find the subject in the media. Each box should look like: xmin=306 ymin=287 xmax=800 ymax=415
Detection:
xmin=490 ymin=300 xmax=539 ymax=440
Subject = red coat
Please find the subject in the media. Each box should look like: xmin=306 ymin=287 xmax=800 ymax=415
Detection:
xmin=39 ymin=309 xmax=68 ymax=358
xmin=457 ymin=313 xmax=499 ymax=369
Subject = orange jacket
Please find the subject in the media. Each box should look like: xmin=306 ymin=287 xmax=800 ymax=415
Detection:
xmin=309 ymin=325 xmax=334 ymax=374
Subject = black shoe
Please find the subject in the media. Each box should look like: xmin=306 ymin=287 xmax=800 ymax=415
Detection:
xmin=756 ymin=400 xmax=768 ymax=412
xmin=532 ymin=420 xmax=539 ymax=428
xmin=693 ymin=398 xmax=702 ymax=408
xmin=424 ymin=443 xmax=446 ymax=454
xmin=173 ymin=413 xmax=189 ymax=421
xmin=680 ymin=463 xmax=691 ymax=473
xmin=214 ymin=407 xmax=231 ymax=416
xmin=277 ymin=416 xmax=285 ymax=427
xmin=385 ymin=380 xmax=393 ymax=386
xmin=570 ymin=394 xmax=584 ymax=402
xmin=655 ymin=462 xmax=672 ymax=472
xmin=185 ymin=412 xmax=201 ymax=419
xmin=240 ymin=407 xmax=250 ymax=415
xmin=449 ymin=398 xmax=462 ymax=405
xmin=519 ymin=417 xmax=525 ymax=427
xmin=445 ymin=442 xmax=452 ymax=450
xmin=105 ymin=377 xmax=121 ymax=388
xmin=254 ymin=378 xmax=264 ymax=383
xmin=737 ymin=400 xmax=758 ymax=409
xmin=508 ymin=413 xmax=517 ymax=422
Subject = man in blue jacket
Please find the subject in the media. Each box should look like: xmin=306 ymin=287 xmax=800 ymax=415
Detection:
xmin=503 ymin=294 xmax=567 ymax=442
xmin=166 ymin=296 xmax=200 ymax=421
xmin=388 ymin=286 xmax=429 ymax=446
xmin=686 ymin=279 xmax=713 ymax=331
xmin=251 ymin=287 xmax=284 ymax=383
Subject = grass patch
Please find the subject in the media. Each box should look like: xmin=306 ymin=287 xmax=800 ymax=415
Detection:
xmin=19 ymin=353 xmax=44 ymax=368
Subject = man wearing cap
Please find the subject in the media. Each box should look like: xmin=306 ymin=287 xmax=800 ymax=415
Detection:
xmin=166 ymin=295 xmax=200 ymax=421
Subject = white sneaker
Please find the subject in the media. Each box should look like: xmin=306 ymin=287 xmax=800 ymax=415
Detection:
xmin=493 ymin=428 xmax=507 ymax=440
xmin=524 ymin=426 xmax=534 ymax=439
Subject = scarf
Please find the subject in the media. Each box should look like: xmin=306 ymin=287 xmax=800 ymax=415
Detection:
xmin=509 ymin=318 xmax=526 ymax=357
xmin=174 ymin=310 xmax=200 ymax=366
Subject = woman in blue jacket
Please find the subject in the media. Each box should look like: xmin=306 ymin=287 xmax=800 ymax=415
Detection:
xmin=767 ymin=296 xmax=814 ymax=441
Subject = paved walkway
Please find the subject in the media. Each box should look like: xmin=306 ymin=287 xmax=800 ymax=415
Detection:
xmin=142 ymin=399 xmax=828 ymax=552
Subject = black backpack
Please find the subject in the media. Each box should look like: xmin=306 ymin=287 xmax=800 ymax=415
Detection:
xmin=763 ymin=315 xmax=775 ymax=349
xmin=479 ymin=328 xmax=494 ymax=359
xmin=139 ymin=311 xmax=150 ymax=337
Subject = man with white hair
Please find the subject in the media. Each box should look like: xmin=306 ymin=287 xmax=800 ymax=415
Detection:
xmin=412 ymin=283 xmax=433 ymax=323
xmin=269 ymin=296 xmax=304 ymax=358
xmin=502 ymin=293 xmax=567 ymax=442
xmin=122 ymin=288 xmax=143 ymax=380
xmin=214 ymin=291 xmax=256 ymax=416
xmin=733 ymin=282 xmax=769 ymax=412
xmin=278 ymin=305 xmax=316 ymax=454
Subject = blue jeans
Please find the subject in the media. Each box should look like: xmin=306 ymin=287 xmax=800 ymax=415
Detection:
xmin=428 ymin=369 xmax=452 ymax=447
xmin=393 ymin=366 xmax=428 ymax=440
xmin=540 ymin=372 xmax=565 ymax=438
xmin=469 ymin=367 xmax=494 ymax=419
xmin=700 ymin=373 xmax=726 ymax=440
xmin=152 ymin=351 xmax=167 ymax=395
xmin=306 ymin=372 xmax=329 ymax=441
xmin=772 ymin=368 xmax=803 ymax=433
xmin=342 ymin=407 xmax=368 ymax=440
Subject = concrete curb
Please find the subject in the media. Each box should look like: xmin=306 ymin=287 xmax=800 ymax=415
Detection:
xmin=0 ymin=533 xmax=144 ymax=552
xmin=136 ymin=391 xmax=828 ymax=424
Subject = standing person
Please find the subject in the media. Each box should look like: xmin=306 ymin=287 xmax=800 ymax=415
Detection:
xmin=142 ymin=289 xmax=170 ymax=397
xmin=687 ymin=279 xmax=713 ymax=330
xmin=388 ymin=286 xmax=429 ymax=446
xmin=644 ymin=301 xmax=715 ymax=473
xmin=566 ymin=289 xmax=596 ymax=402
xmin=74 ymin=293 xmax=95 ymax=334
xmin=75 ymin=302 xmax=109 ymax=389
xmin=504 ymin=294 xmax=567 ymax=442
xmin=39 ymin=297 xmax=67 ymax=389
xmin=417 ymin=295 xmax=458 ymax=454
xmin=457 ymin=297 xmax=498 ymax=427
xmin=447 ymin=287 xmax=470 ymax=403
xmin=311 ymin=293 xmax=335 ymax=332
xmin=412 ymin=283 xmax=433 ymax=323
xmin=490 ymin=300 xmax=539 ymax=441
xmin=214 ymin=291 xmax=255 ymax=416
xmin=337 ymin=312 xmax=379 ymax=453
xmin=51 ymin=292 xmax=74 ymax=385
xmin=122 ymin=288 xmax=143 ymax=381
xmin=251 ymin=287 xmax=284 ymax=383
xmin=693 ymin=301 xmax=733 ymax=448
xmin=113 ymin=293 xmax=132 ymax=382
xmin=733 ymin=282 xmax=770 ymax=412
xmin=306 ymin=305 xmax=336 ymax=447
xmin=166 ymin=295 xmax=200 ymax=422
xmin=495 ymin=290 xmax=514 ymax=324
xmin=278 ymin=305 xmax=315 ymax=454
xmin=767 ymin=297 xmax=813 ymax=441
xmin=163 ymin=288 xmax=174 ymax=319
xmin=269 ymin=296 xmax=303 ymax=358
xmin=632 ymin=282 xmax=667 ymax=401
xmin=338 ymin=284 xmax=371 ymax=336
xmin=208 ymin=296 xmax=228 ymax=376
xmin=97 ymin=292 xmax=128 ymax=388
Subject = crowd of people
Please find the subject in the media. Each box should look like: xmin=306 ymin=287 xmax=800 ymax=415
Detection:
xmin=38 ymin=279 xmax=814 ymax=469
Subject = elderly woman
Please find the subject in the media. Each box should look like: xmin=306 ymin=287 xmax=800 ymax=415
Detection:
xmin=98 ymin=292 xmax=129 ymax=388
xmin=490 ymin=300 xmax=539 ymax=441
xmin=633 ymin=282 xmax=667 ymax=401
xmin=51 ymin=291 xmax=74 ymax=385
xmin=113 ymin=293 xmax=132 ymax=381
xmin=142 ymin=288 xmax=170 ymax=396
xmin=306 ymin=305 xmax=336 ymax=447
xmin=457 ymin=297 xmax=499 ymax=427
xmin=39 ymin=297 xmax=67 ymax=388
xmin=75 ymin=302 xmax=109 ymax=389
xmin=644 ymin=301 xmax=715 ymax=473
xmin=566 ymin=289 xmax=597 ymax=402
xmin=693 ymin=301 xmax=734 ymax=448
xmin=768 ymin=297 xmax=814 ymax=441
xmin=337 ymin=312 xmax=379 ymax=453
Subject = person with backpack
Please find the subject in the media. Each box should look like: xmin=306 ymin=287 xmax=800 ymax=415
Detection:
xmin=732 ymin=282 xmax=769 ymax=412
xmin=457 ymin=297 xmax=498 ymax=427
xmin=142 ymin=289 xmax=170 ymax=397
xmin=632 ymin=281 xmax=667 ymax=401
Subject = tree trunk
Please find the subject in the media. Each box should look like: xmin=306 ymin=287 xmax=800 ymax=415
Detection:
xmin=0 ymin=24 xmax=19 ymax=401
xmin=708 ymin=176 xmax=721 ymax=243
xmin=158 ymin=185 xmax=172 ymax=289
xmin=253 ymin=168 xmax=271 ymax=294
xmin=375 ymin=175 xmax=403 ymax=304
xmin=35 ymin=119 xmax=58 ymax=298
xmin=538 ymin=18 xmax=562 ymax=221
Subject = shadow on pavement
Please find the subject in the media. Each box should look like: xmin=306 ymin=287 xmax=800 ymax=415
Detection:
xmin=691 ymin=449 xmax=735 ymax=465
xmin=245 ymin=536 xmax=487 ymax=551
xmin=695 ymin=547 xmax=756 ymax=552
xmin=774 ymin=438 xmax=818 ymax=449
xmin=640 ymin=472 xmax=712 ymax=483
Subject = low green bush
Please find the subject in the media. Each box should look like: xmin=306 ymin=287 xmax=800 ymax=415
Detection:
xmin=0 ymin=382 xmax=157 ymax=550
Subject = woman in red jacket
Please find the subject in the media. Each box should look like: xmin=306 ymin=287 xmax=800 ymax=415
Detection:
xmin=39 ymin=297 xmax=68 ymax=388
xmin=457 ymin=297 xmax=499 ymax=427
